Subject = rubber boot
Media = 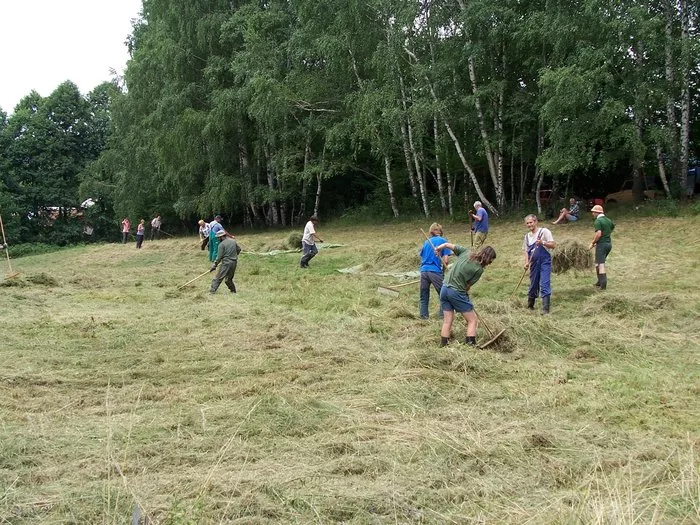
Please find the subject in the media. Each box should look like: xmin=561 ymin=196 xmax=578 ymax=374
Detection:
xmin=599 ymin=274 xmax=607 ymax=290
xmin=541 ymin=295 xmax=550 ymax=315
xmin=595 ymin=267 xmax=601 ymax=287
xmin=527 ymin=296 xmax=536 ymax=310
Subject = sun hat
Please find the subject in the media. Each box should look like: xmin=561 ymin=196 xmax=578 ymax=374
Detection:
xmin=214 ymin=215 xmax=223 ymax=221
xmin=591 ymin=205 xmax=604 ymax=213
xmin=215 ymin=230 xmax=227 ymax=238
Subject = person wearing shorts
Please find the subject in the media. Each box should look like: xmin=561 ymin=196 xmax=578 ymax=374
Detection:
xmin=433 ymin=244 xmax=497 ymax=347
xmin=589 ymin=204 xmax=614 ymax=290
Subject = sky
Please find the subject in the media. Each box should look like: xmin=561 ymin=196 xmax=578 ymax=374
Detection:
xmin=0 ymin=0 xmax=143 ymax=114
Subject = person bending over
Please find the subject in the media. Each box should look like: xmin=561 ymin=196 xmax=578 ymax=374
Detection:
xmin=433 ymin=244 xmax=497 ymax=347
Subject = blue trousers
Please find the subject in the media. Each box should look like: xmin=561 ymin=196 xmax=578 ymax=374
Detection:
xmin=419 ymin=271 xmax=444 ymax=319
xmin=528 ymin=250 xmax=552 ymax=298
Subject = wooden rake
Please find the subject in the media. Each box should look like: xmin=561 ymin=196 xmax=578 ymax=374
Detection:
xmin=0 ymin=211 xmax=20 ymax=279
xmin=377 ymin=280 xmax=419 ymax=297
xmin=474 ymin=309 xmax=505 ymax=349
xmin=177 ymin=269 xmax=212 ymax=290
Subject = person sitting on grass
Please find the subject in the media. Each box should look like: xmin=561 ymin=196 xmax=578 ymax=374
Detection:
xmin=432 ymin=244 xmax=497 ymax=347
xmin=552 ymin=198 xmax=580 ymax=224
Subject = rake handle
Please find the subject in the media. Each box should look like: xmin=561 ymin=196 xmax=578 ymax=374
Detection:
xmin=473 ymin=309 xmax=495 ymax=338
xmin=0 ymin=211 xmax=15 ymax=273
xmin=177 ymin=269 xmax=212 ymax=289
xmin=420 ymin=228 xmax=447 ymax=272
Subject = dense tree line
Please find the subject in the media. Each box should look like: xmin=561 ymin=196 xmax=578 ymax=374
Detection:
xmin=1 ymin=0 xmax=698 ymax=243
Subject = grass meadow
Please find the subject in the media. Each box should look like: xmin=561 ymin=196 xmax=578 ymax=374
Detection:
xmin=1 ymin=211 xmax=699 ymax=524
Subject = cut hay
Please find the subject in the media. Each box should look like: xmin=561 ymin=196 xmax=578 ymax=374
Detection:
xmin=552 ymin=239 xmax=592 ymax=274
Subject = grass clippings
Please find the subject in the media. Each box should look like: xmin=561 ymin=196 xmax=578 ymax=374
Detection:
xmin=0 ymin=217 xmax=699 ymax=524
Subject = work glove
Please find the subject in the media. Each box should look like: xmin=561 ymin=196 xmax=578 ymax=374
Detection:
xmin=209 ymin=264 xmax=217 ymax=272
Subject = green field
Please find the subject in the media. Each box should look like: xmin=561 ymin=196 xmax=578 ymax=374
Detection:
xmin=1 ymin=214 xmax=699 ymax=524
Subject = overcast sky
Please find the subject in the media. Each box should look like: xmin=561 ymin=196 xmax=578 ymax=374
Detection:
xmin=0 ymin=0 xmax=142 ymax=114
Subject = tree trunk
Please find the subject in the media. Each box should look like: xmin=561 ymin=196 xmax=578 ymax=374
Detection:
xmin=679 ymin=0 xmax=691 ymax=198
xmin=433 ymin=114 xmax=447 ymax=214
xmin=384 ymin=155 xmax=400 ymax=218
xmin=403 ymin=84 xmax=429 ymax=217
xmin=264 ymin=144 xmax=280 ymax=225
xmin=403 ymin=46 xmax=497 ymax=214
xmin=664 ymin=1 xmax=680 ymax=189
xmin=534 ymin=120 xmax=545 ymax=215
xmin=313 ymin=173 xmax=322 ymax=217
xmin=397 ymin=74 xmax=419 ymax=200
xmin=656 ymin=145 xmax=672 ymax=198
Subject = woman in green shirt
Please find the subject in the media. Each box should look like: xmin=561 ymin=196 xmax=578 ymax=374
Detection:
xmin=433 ymin=244 xmax=497 ymax=347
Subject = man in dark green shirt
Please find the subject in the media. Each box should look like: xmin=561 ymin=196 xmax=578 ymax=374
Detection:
xmin=209 ymin=230 xmax=242 ymax=293
xmin=433 ymin=244 xmax=497 ymax=347
xmin=589 ymin=204 xmax=614 ymax=290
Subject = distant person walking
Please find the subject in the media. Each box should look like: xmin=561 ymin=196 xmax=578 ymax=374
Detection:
xmin=419 ymin=223 xmax=452 ymax=320
xmin=121 ymin=218 xmax=131 ymax=244
xmin=208 ymin=215 xmax=225 ymax=262
xmin=198 ymin=219 xmax=210 ymax=251
xmin=135 ymin=219 xmax=145 ymax=249
xmin=299 ymin=215 xmax=323 ymax=268
xmin=209 ymin=230 xmax=242 ymax=294
xmin=150 ymin=215 xmax=162 ymax=241
xmin=552 ymin=198 xmax=580 ymax=224
xmin=522 ymin=214 xmax=555 ymax=314
xmin=589 ymin=204 xmax=614 ymax=290
xmin=470 ymin=201 xmax=489 ymax=249
xmin=433 ymin=244 xmax=497 ymax=347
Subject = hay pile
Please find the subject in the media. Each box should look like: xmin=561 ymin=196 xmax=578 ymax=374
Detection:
xmin=552 ymin=239 xmax=592 ymax=274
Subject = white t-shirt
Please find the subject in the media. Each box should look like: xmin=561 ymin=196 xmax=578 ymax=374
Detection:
xmin=302 ymin=221 xmax=316 ymax=246
xmin=522 ymin=227 xmax=554 ymax=255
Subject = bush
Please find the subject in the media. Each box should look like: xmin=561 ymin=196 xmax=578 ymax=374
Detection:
xmin=7 ymin=243 xmax=67 ymax=259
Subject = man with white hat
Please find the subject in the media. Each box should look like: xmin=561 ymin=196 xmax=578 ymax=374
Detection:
xmin=589 ymin=204 xmax=614 ymax=290
xmin=470 ymin=201 xmax=489 ymax=249
xmin=209 ymin=229 xmax=241 ymax=294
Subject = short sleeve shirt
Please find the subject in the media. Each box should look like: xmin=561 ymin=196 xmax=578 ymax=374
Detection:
xmin=302 ymin=221 xmax=316 ymax=246
xmin=594 ymin=214 xmax=614 ymax=244
xmin=522 ymin=227 xmax=554 ymax=255
xmin=420 ymin=236 xmax=453 ymax=273
xmin=443 ymin=245 xmax=484 ymax=292
xmin=473 ymin=208 xmax=489 ymax=233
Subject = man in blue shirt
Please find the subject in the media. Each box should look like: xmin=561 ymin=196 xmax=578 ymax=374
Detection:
xmin=419 ymin=223 xmax=452 ymax=320
xmin=470 ymin=201 xmax=489 ymax=249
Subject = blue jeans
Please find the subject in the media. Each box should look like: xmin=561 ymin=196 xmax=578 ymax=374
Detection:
xmin=300 ymin=243 xmax=318 ymax=267
xmin=419 ymin=271 xmax=444 ymax=319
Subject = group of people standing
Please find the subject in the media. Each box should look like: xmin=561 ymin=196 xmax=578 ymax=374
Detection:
xmin=120 ymin=215 xmax=163 ymax=249
xmin=420 ymin=201 xmax=614 ymax=346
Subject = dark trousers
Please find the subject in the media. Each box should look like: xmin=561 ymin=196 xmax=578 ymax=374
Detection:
xmin=122 ymin=232 xmax=129 ymax=244
xmin=419 ymin=271 xmax=444 ymax=319
xmin=210 ymin=260 xmax=238 ymax=293
xmin=300 ymin=243 xmax=318 ymax=267
xmin=200 ymin=236 xmax=209 ymax=251
xmin=136 ymin=234 xmax=144 ymax=249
